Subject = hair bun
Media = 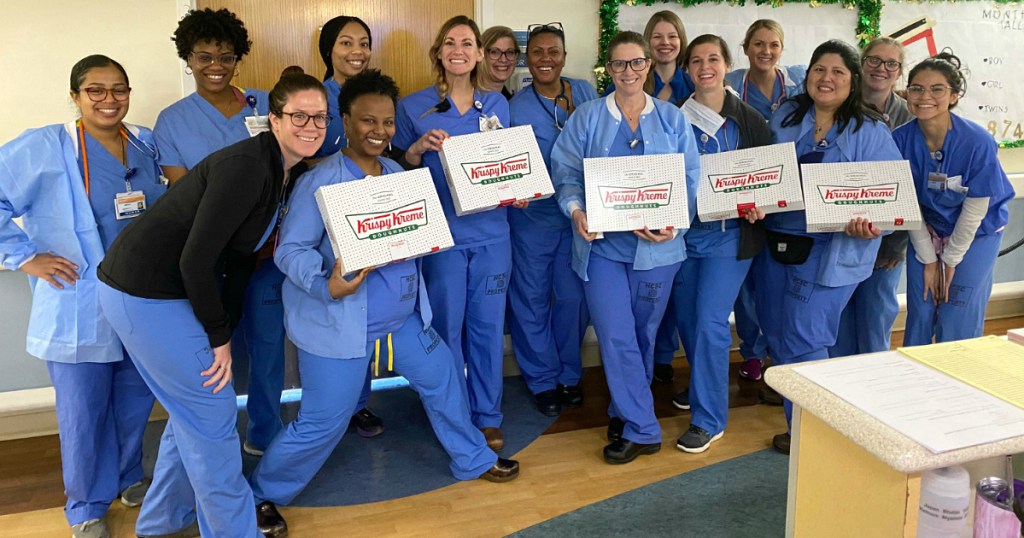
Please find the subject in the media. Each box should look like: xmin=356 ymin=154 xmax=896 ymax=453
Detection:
xmin=280 ymin=65 xmax=306 ymax=79
xmin=934 ymin=49 xmax=962 ymax=69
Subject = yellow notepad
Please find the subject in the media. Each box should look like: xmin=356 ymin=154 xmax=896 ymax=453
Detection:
xmin=898 ymin=335 xmax=1024 ymax=409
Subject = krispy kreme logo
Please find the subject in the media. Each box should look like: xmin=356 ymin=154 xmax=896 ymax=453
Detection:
xmin=816 ymin=183 xmax=899 ymax=205
xmin=707 ymin=165 xmax=784 ymax=193
xmin=598 ymin=183 xmax=672 ymax=209
xmin=461 ymin=153 xmax=531 ymax=185
xmin=346 ymin=200 xmax=428 ymax=240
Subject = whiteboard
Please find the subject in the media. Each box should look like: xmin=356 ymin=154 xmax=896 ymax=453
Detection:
xmin=881 ymin=1 xmax=1024 ymax=142
xmin=618 ymin=3 xmax=858 ymax=72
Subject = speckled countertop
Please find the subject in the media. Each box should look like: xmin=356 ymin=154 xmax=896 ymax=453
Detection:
xmin=765 ymin=356 xmax=1024 ymax=474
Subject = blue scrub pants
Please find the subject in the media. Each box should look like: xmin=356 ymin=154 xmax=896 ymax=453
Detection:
xmin=653 ymin=285 xmax=685 ymax=367
xmin=240 ymin=261 xmax=286 ymax=450
xmin=422 ymin=241 xmax=511 ymax=429
xmin=249 ymin=315 xmax=497 ymax=505
xmin=734 ymin=272 xmax=769 ymax=361
xmin=904 ymin=233 xmax=1001 ymax=346
xmin=47 ymin=356 xmax=153 ymax=526
xmin=829 ymin=263 xmax=903 ymax=357
xmin=508 ymin=217 xmax=587 ymax=394
xmin=98 ymin=283 xmax=260 ymax=538
xmin=754 ymin=242 xmax=858 ymax=428
xmin=674 ymin=256 xmax=752 ymax=435
xmin=584 ymin=254 xmax=679 ymax=444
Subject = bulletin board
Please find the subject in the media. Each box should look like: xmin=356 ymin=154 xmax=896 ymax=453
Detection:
xmin=598 ymin=0 xmax=1024 ymax=149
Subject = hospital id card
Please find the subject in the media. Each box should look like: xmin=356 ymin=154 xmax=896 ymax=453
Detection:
xmin=245 ymin=115 xmax=271 ymax=137
xmin=927 ymin=172 xmax=947 ymax=191
xmin=115 ymin=191 xmax=146 ymax=220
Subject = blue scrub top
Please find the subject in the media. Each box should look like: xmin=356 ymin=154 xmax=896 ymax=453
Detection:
xmin=686 ymin=119 xmax=743 ymax=258
xmin=80 ymin=131 xmax=166 ymax=251
xmin=892 ymin=115 xmax=1013 ymax=238
xmin=393 ymin=86 xmax=511 ymax=247
xmin=338 ymin=155 xmax=419 ymax=340
xmin=509 ymin=77 xmax=599 ymax=228
xmin=725 ymin=66 xmax=807 ymax=121
xmin=315 ymin=78 xmax=347 ymax=158
xmin=590 ymin=119 xmax=645 ymax=263
xmin=153 ymin=87 xmax=270 ymax=170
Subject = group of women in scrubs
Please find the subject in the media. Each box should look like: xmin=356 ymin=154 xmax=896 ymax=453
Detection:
xmin=2 ymin=5 xmax=1016 ymax=537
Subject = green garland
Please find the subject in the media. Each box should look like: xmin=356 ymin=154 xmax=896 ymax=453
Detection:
xmin=596 ymin=0 xmax=1024 ymax=148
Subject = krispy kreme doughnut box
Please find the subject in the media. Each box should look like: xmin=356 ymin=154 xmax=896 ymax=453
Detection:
xmin=801 ymin=160 xmax=922 ymax=233
xmin=438 ymin=125 xmax=554 ymax=215
xmin=314 ymin=168 xmax=454 ymax=274
xmin=697 ymin=142 xmax=804 ymax=222
xmin=583 ymin=153 xmax=690 ymax=233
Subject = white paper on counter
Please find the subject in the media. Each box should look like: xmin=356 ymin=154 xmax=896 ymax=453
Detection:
xmin=793 ymin=351 xmax=1024 ymax=454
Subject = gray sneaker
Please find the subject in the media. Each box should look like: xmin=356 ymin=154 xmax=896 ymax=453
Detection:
xmin=71 ymin=518 xmax=109 ymax=538
xmin=671 ymin=389 xmax=690 ymax=410
xmin=676 ymin=425 xmax=724 ymax=454
xmin=120 ymin=480 xmax=148 ymax=507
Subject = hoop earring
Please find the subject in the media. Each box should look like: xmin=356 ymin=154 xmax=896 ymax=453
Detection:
xmin=184 ymin=66 xmax=193 ymax=75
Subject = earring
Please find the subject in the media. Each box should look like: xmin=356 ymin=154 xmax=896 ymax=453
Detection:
xmin=185 ymin=66 xmax=193 ymax=75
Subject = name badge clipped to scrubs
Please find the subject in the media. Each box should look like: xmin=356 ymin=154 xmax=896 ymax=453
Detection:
xmin=115 ymin=169 xmax=146 ymax=220
xmin=244 ymin=94 xmax=270 ymax=137
xmin=476 ymin=100 xmax=503 ymax=132
xmin=927 ymin=150 xmax=947 ymax=191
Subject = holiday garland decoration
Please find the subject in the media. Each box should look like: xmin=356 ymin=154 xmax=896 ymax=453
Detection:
xmin=595 ymin=0 xmax=1024 ymax=148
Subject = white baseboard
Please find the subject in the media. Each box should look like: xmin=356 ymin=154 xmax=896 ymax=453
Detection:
xmin=4 ymin=281 xmax=1024 ymax=441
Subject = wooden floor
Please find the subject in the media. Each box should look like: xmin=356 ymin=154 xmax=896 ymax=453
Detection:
xmin=2 ymin=317 xmax=1021 ymax=536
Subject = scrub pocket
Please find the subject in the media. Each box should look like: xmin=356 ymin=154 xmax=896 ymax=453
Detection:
xmin=931 ymin=188 xmax=968 ymax=209
xmin=767 ymin=231 xmax=814 ymax=265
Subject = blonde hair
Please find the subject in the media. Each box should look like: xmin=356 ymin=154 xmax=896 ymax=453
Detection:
xmin=479 ymin=25 xmax=518 ymax=90
xmin=428 ymin=16 xmax=484 ymax=99
xmin=741 ymin=19 xmax=785 ymax=52
xmin=642 ymin=11 xmax=687 ymax=95
xmin=862 ymin=36 xmax=906 ymax=76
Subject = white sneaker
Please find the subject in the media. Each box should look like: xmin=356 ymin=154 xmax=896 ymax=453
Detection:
xmin=120 ymin=480 xmax=148 ymax=507
xmin=243 ymin=441 xmax=265 ymax=457
xmin=71 ymin=518 xmax=109 ymax=538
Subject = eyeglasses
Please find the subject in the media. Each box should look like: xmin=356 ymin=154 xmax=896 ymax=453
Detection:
xmin=606 ymin=57 xmax=650 ymax=73
xmin=80 ymin=86 xmax=131 ymax=102
xmin=487 ymin=48 xmax=519 ymax=61
xmin=280 ymin=112 xmax=331 ymax=128
xmin=862 ymin=55 xmax=901 ymax=72
xmin=906 ymin=84 xmax=954 ymax=98
xmin=189 ymin=52 xmax=238 ymax=67
xmin=528 ymin=22 xmax=565 ymax=36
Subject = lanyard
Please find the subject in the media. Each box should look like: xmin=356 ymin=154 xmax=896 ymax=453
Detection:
xmin=742 ymin=68 xmax=786 ymax=111
xmin=77 ymin=120 xmax=133 ymax=197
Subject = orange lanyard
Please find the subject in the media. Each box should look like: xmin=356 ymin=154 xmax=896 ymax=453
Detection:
xmin=77 ymin=120 xmax=129 ymax=197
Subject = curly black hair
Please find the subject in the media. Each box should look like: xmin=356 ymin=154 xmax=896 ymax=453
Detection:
xmin=337 ymin=69 xmax=400 ymax=116
xmin=172 ymin=8 xmax=252 ymax=61
xmin=908 ymin=50 xmax=966 ymax=109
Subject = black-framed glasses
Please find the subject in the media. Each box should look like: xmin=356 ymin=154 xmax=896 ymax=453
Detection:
xmin=189 ymin=52 xmax=238 ymax=67
xmin=606 ymin=57 xmax=650 ymax=73
xmin=862 ymin=55 xmax=901 ymax=72
xmin=280 ymin=112 xmax=331 ymax=128
xmin=487 ymin=48 xmax=519 ymax=61
xmin=906 ymin=84 xmax=954 ymax=98
xmin=528 ymin=22 xmax=565 ymax=37
xmin=80 ymin=86 xmax=131 ymax=102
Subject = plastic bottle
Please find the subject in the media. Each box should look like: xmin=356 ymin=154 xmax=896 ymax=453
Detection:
xmin=918 ymin=465 xmax=971 ymax=538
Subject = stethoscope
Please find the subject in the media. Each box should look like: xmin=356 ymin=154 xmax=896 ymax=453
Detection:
xmin=530 ymin=78 xmax=573 ymax=131
xmin=420 ymin=89 xmax=486 ymax=118
xmin=742 ymin=68 xmax=787 ymax=112
xmin=77 ymin=121 xmax=156 ymax=196
xmin=697 ymin=122 xmax=735 ymax=155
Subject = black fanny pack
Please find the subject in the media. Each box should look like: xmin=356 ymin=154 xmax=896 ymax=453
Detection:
xmin=766 ymin=231 xmax=814 ymax=265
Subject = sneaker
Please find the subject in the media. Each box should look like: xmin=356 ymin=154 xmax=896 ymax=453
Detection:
xmin=119 ymin=480 xmax=147 ymax=507
xmin=676 ymin=425 xmax=724 ymax=454
xmin=352 ymin=408 xmax=384 ymax=438
xmin=653 ymin=363 xmax=674 ymax=383
xmin=671 ymin=389 xmax=690 ymax=411
xmin=738 ymin=358 xmax=763 ymax=381
xmin=71 ymin=518 xmax=109 ymax=538
xmin=758 ymin=386 xmax=784 ymax=406
xmin=243 ymin=441 xmax=265 ymax=457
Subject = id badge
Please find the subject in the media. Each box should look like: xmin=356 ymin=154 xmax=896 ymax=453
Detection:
xmin=927 ymin=172 xmax=947 ymax=191
xmin=245 ymin=115 xmax=271 ymax=137
xmin=479 ymin=114 xmax=503 ymax=132
xmin=115 ymin=191 xmax=146 ymax=220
